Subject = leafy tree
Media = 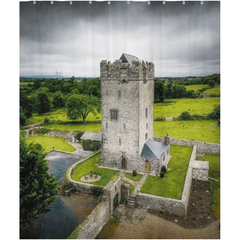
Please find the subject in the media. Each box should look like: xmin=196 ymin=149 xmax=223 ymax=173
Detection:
xmin=165 ymin=83 xmax=173 ymax=98
xmin=33 ymin=79 xmax=42 ymax=90
xmin=20 ymin=107 xmax=27 ymax=126
xmin=35 ymin=91 xmax=51 ymax=114
xmin=208 ymin=80 xmax=215 ymax=88
xmin=20 ymin=92 xmax=33 ymax=118
xmin=52 ymin=91 xmax=65 ymax=108
xmin=179 ymin=111 xmax=191 ymax=120
xmin=66 ymin=94 xmax=100 ymax=123
xmin=154 ymin=79 xmax=165 ymax=102
xmin=20 ymin=139 xmax=59 ymax=235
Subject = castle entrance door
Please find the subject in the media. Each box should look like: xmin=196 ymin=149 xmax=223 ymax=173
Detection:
xmin=145 ymin=161 xmax=150 ymax=172
xmin=122 ymin=158 xmax=127 ymax=170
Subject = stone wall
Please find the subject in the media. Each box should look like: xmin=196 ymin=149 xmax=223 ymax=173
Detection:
xmin=136 ymin=145 xmax=197 ymax=216
xmin=46 ymin=130 xmax=77 ymax=142
xmin=153 ymin=137 xmax=220 ymax=155
xmin=190 ymin=160 xmax=209 ymax=181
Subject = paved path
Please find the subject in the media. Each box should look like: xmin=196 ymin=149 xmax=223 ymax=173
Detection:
xmin=69 ymin=142 xmax=93 ymax=156
xmin=119 ymin=170 xmax=149 ymax=197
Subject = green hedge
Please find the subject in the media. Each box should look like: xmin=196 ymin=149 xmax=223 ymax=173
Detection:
xmin=82 ymin=139 xmax=101 ymax=151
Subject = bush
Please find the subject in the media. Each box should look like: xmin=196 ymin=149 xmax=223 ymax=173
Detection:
xmin=120 ymin=197 xmax=126 ymax=204
xmin=97 ymin=195 xmax=102 ymax=204
xmin=154 ymin=117 xmax=166 ymax=121
xmin=82 ymin=139 xmax=101 ymax=151
xmin=112 ymin=213 xmax=118 ymax=219
xmin=75 ymin=131 xmax=85 ymax=140
xmin=161 ymin=165 xmax=167 ymax=173
xmin=60 ymin=179 xmax=74 ymax=195
xmin=179 ymin=111 xmax=191 ymax=120
xmin=43 ymin=117 xmax=50 ymax=125
xmin=90 ymin=186 xmax=103 ymax=197
xmin=208 ymin=80 xmax=215 ymax=88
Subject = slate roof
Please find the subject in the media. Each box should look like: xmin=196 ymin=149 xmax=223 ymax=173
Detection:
xmin=80 ymin=131 xmax=102 ymax=142
xmin=140 ymin=139 xmax=168 ymax=159
xmin=120 ymin=53 xmax=138 ymax=70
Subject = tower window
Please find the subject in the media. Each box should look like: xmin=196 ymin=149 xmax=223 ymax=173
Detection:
xmin=111 ymin=110 xmax=118 ymax=120
xmin=119 ymin=138 xmax=121 ymax=145
xmin=145 ymin=108 xmax=148 ymax=118
xmin=123 ymin=123 xmax=125 ymax=130
xmin=106 ymin=122 xmax=108 ymax=129
xmin=146 ymin=123 xmax=148 ymax=129
xmin=118 ymin=90 xmax=121 ymax=98
xmin=145 ymin=133 xmax=148 ymax=140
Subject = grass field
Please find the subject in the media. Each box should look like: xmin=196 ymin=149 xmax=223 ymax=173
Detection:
xmin=71 ymin=153 xmax=119 ymax=187
xmin=25 ymin=135 xmax=76 ymax=153
xmin=196 ymin=154 xmax=220 ymax=219
xmin=154 ymin=120 xmax=220 ymax=143
xmin=185 ymin=84 xmax=209 ymax=92
xmin=154 ymin=98 xmax=220 ymax=118
xmin=203 ymin=85 xmax=220 ymax=95
xmin=140 ymin=145 xmax=193 ymax=199
xmin=26 ymin=107 xmax=101 ymax=125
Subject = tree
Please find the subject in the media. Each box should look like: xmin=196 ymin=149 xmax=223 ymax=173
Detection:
xmin=35 ymin=91 xmax=51 ymax=114
xmin=52 ymin=91 xmax=65 ymax=108
xmin=20 ymin=139 xmax=59 ymax=235
xmin=33 ymin=79 xmax=41 ymax=90
xmin=154 ymin=79 xmax=165 ymax=102
xmin=66 ymin=94 xmax=100 ymax=123
xmin=20 ymin=92 xmax=33 ymax=118
xmin=208 ymin=80 xmax=215 ymax=88
xmin=20 ymin=107 xmax=27 ymax=126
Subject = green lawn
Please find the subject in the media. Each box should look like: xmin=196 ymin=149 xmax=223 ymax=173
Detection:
xmin=25 ymin=135 xmax=76 ymax=153
xmin=154 ymin=98 xmax=220 ymax=118
xmin=43 ymin=122 xmax=101 ymax=132
xmin=71 ymin=153 xmax=119 ymax=187
xmin=196 ymin=154 xmax=220 ymax=219
xmin=203 ymin=85 xmax=220 ymax=95
xmin=140 ymin=145 xmax=193 ymax=199
xmin=185 ymin=84 xmax=209 ymax=92
xmin=154 ymin=120 xmax=220 ymax=143
xmin=26 ymin=107 xmax=102 ymax=125
xmin=124 ymin=172 xmax=143 ymax=181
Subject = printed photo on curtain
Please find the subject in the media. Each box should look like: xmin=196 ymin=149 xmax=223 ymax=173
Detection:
xmin=20 ymin=1 xmax=220 ymax=239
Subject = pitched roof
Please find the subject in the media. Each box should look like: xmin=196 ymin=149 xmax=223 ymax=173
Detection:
xmin=140 ymin=139 xmax=168 ymax=159
xmin=120 ymin=53 xmax=138 ymax=70
xmin=80 ymin=131 xmax=102 ymax=142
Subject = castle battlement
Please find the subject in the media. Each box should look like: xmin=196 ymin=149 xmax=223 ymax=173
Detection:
xmin=100 ymin=59 xmax=154 ymax=81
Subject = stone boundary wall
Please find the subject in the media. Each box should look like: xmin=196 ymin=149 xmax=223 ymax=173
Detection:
xmin=153 ymin=137 xmax=220 ymax=155
xmin=68 ymin=199 xmax=110 ymax=239
xmin=67 ymin=177 xmax=124 ymax=239
xmin=45 ymin=130 xmax=77 ymax=142
xmin=190 ymin=160 xmax=209 ymax=181
xmin=136 ymin=145 xmax=197 ymax=216
xmin=67 ymin=150 xmax=102 ymax=194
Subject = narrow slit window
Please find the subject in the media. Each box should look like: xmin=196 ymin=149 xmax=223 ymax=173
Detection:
xmin=111 ymin=110 xmax=118 ymax=120
xmin=145 ymin=133 xmax=148 ymax=140
xmin=119 ymin=138 xmax=121 ymax=145
xmin=145 ymin=108 xmax=148 ymax=118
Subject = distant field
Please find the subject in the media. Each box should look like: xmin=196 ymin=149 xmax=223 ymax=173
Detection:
xmin=203 ymin=85 xmax=220 ymax=95
xmin=185 ymin=84 xmax=209 ymax=92
xmin=154 ymin=120 xmax=220 ymax=144
xmin=154 ymin=98 xmax=220 ymax=118
xmin=25 ymin=135 xmax=76 ymax=153
xmin=26 ymin=107 xmax=101 ymax=125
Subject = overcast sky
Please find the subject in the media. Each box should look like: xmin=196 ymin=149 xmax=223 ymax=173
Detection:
xmin=20 ymin=1 xmax=220 ymax=77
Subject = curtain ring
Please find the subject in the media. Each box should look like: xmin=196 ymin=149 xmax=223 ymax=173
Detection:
xmin=89 ymin=0 xmax=92 ymax=4
xmin=127 ymin=0 xmax=130 ymax=4
xmin=69 ymin=1 xmax=72 ymax=4
xmin=201 ymin=1 xmax=204 ymax=4
xmin=163 ymin=1 xmax=166 ymax=4
xmin=147 ymin=1 xmax=150 ymax=5
xmin=33 ymin=0 xmax=36 ymax=4
xmin=50 ymin=1 xmax=54 ymax=4
xmin=182 ymin=1 xmax=185 ymax=4
xmin=108 ymin=1 xmax=111 ymax=4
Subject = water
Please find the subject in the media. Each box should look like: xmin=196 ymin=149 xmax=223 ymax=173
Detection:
xmin=39 ymin=157 xmax=80 ymax=239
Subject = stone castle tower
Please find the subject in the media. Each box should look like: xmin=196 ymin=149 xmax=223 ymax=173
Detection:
xmin=100 ymin=53 xmax=156 ymax=172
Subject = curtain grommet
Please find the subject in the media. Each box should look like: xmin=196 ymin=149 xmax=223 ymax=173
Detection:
xmin=69 ymin=1 xmax=72 ymax=5
xmin=89 ymin=0 xmax=92 ymax=4
xmin=147 ymin=1 xmax=150 ymax=5
xmin=182 ymin=1 xmax=185 ymax=4
xmin=127 ymin=0 xmax=130 ymax=4
xmin=50 ymin=1 xmax=54 ymax=4
xmin=33 ymin=0 xmax=36 ymax=4
xmin=163 ymin=1 xmax=166 ymax=5
xmin=108 ymin=1 xmax=111 ymax=4
xmin=201 ymin=1 xmax=204 ymax=4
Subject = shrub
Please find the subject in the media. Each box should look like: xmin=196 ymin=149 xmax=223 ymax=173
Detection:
xmin=90 ymin=186 xmax=103 ymax=197
xmin=120 ymin=197 xmax=126 ymax=204
xmin=60 ymin=179 xmax=74 ymax=195
xmin=208 ymin=80 xmax=215 ymax=88
xmin=161 ymin=165 xmax=167 ymax=173
xmin=75 ymin=131 xmax=85 ymax=140
xmin=112 ymin=213 xmax=118 ymax=219
xmin=179 ymin=111 xmax=191 ymax=120
xmin=82 ymin=139 xmax=101 ymax=151
xmin=33 ymin=143 xmax=42 ymax=151
xmin=97 ymin=195 xmax=102 ymax=204
xmin=154 ymin=117 xmax=166 ymax=121
xmin=43 ymin=117 xmax=50 ymax=125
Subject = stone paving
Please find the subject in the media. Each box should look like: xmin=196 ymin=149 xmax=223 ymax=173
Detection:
xmin=119 ymin=170 xmax=149 ymax=197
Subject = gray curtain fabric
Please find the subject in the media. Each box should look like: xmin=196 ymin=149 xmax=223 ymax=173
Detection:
xmin=20 ymin=1 xmax=220 ymax=78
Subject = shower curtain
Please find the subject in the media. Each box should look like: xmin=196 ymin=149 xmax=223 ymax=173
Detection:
xmin=19 ymin=1 xmax=220 ymax=239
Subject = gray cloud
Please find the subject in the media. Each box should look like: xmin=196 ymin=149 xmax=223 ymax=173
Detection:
xmin=20 ymin=1 xmax=220 ymax=77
